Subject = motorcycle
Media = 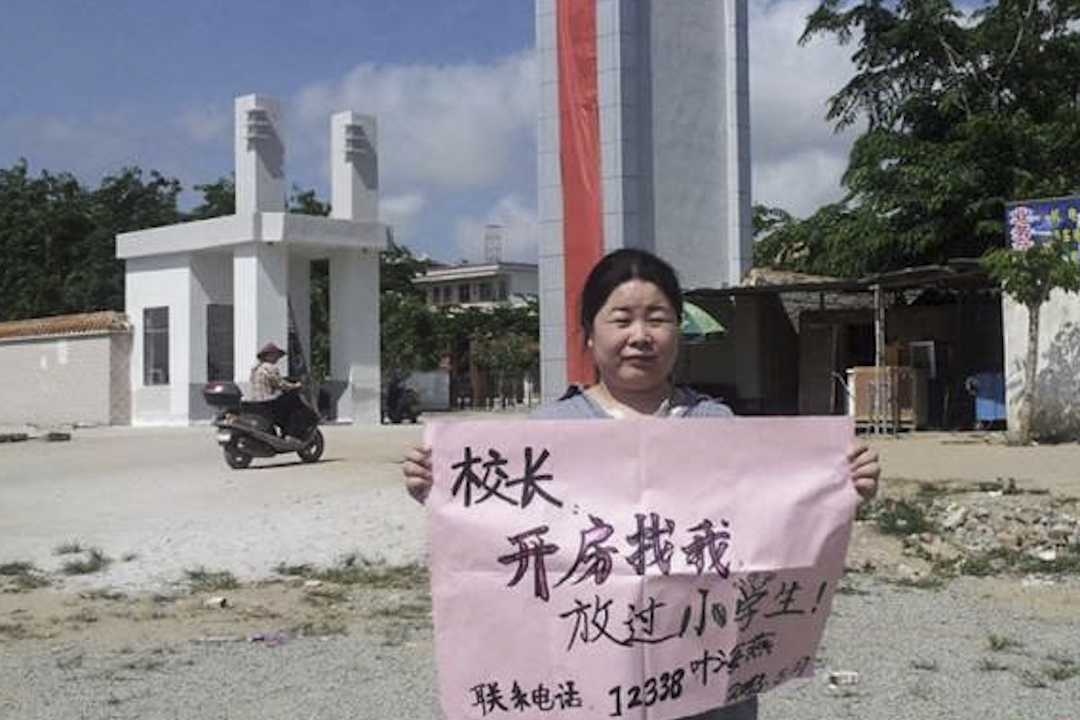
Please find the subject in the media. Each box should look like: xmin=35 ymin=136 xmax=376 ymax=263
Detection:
xmin=203 ymin=381 xmax=325 ymax=469
xmin=382 ymin=375 xmax=421 ymax=424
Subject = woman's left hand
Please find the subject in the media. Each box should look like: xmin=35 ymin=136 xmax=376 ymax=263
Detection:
xmin=847 ymin=440 xmax=880 ymax=505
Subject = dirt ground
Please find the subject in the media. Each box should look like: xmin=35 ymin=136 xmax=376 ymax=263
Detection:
xmin=2 ymin=422 xmax=1080 ymax=718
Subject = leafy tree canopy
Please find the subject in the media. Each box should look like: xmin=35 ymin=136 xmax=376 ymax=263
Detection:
xmin=757 ymin=0 xmax=1080 ymax=277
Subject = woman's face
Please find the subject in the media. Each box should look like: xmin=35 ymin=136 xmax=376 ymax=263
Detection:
xmin=587 ymin=279 xmax=680 ymax=394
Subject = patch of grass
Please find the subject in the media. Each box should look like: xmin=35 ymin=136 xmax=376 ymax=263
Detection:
xmin=184 ymin=568 xmax=239 ymax=593
xmin=68 ymin=608 xmax=99 ymax=624
xmin=368 ymin=596 xmax=432 ymax=622
xmin=915 ymin=481 xmax=953 ymax=499
xmin=834 ymin=582 xmax=870 ymax=596
xmin=61 ymin=548 xmax=111 ymax=575
xmin=278 ymin=556 xmax=428 ymax=590
xmin=275 ymin=562 xmax=315 ymax=577
xmin=868 ymin=498 xmax=934 ymax=536
xmin=1042 ymin=653 xmax=1080 ymax=682
xmin=54 ymin=540 xmax=85 ymax=555
xmin=0 ymin=562 xmax=51 ymax=591
xmin=0 ymin=621 xmax=30 ymax=640
xmin=55 ymin=653 xmax=84 ymax=670
xmin=1016 ymin=669 xmax=1050 ymax=689
xmin=292 ymin=620 xmax=348 ymax=637
xmin=975 ymin=478 xmax=1048 ymax=496
xmin=120 ymin=657 xmax=166 ymax=672
xmin=887 ymin=573 xmax=947 ymax=591
xmin=947 ymin=546 xmax=1080 ymax=578
xmin=976 ymin=657 xmax=1009 ymax=672
xmin=988 ymin=633 xmax=1023 ymax=653
xmin=79 ymin=588 xmax=126 ymax=601
xmin=301 ymin=585 xmax=349 ymax=606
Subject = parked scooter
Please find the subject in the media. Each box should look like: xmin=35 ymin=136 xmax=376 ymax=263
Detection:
xmin=382 ymin=374 xmax=421 ymax=424
xmin=203 ymin=382 xmax=325 ymax=469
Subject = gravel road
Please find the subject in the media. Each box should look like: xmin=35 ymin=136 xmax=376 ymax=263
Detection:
xmin=2 ymin=421 xmax=1079 ymax=719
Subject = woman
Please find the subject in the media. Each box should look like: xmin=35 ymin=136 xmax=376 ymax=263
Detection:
xmin=403 ymin=248 xmax=880 ymax=719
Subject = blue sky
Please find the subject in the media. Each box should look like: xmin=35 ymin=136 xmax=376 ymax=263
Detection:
xmin=0 ymin=1 xmax=862 ymax=263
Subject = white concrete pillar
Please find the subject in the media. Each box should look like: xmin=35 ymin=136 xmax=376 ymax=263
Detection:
xmin=330 ymin=112 xmax=378 ymax=222
xmin=235 ymin=95 xmax=285 ymax=214
xmin=330 ymin=247 xmax=380 ymax=423
xmin=233 ymin=242 xmax=289 ymax=389
xmin=288 ymin=255 xmax=312 ymax=373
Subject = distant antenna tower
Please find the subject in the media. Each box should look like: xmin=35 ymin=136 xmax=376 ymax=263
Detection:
xmin=483 ymin=224 xmax=503 ymax=263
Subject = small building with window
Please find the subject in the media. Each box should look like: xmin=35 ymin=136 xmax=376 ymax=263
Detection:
xmin=413 ymin=262 xmax=538 ymax=308
xmin=117 ymin=95 xmax=387 ymax=426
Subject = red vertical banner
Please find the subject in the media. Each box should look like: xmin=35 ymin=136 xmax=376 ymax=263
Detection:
xmin=557 ymin=0 xmax=604 ymax=385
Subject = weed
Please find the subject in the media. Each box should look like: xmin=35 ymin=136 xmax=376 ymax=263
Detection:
xmin=292 ymin=620 xmax=348 ymax=637
xmin=184 ymin=568 xmax=239 ymax=593
xmin=887 ymin=573 xmax=947 ymax=591
xmin=0 ymin=621 xmax=30 ymax=640
xmin=869 ymin=498 xmax=934 ymax=536
xmin=915 ymin=482 xmax=952 ymax=499
xmin=68 ymin=608 xmax=99 ymax=624
xmin=275 ymin=562 xmax=315 ymax=577
xmin=79 ymin=588 xmax=125 ymax=601
xmin=952 ymin=546 xmax=1080 ymax=578
xmin=834 ymin=582 xmax=869 ymax=596
xmin=61 ymin=548 xmax=111 ymax=575
xmin=55 ymin=653 xmax=84 ymax=670
xmin=301 ymin=585 xmax=349 ymax=606
xmin=1042 ymin=653 xmax=1080 ymax=682
xmin=121 ymin=657 xmax=165 ymax=672
xmin=1017 ymin=669 xmax=1049 ymax=689
xmin=987 ymin=634 xmax=1023 ymax=653
xmin=0 ymin=562 xmax=50 ymax=591
xmin=976 ymin=657 xmax=1009 ymax=672
xmin=278 ymin=556 xmax=428 ymax=589
xmin=54 ymin=540 xmax=85 ymax=555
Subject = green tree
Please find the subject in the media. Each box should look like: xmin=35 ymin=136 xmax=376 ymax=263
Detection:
xmin=981 ymin=235 xmax=1079 ymax=442
xmin=0 ymin=161 xmax=181 ymax=321
xmin=759 ymin=0 xmax=1080 ymax=277
xmin=188 ymin=176 xmax=235 ymax=220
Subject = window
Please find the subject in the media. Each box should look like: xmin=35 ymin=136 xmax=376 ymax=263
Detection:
xmin=479 ymin=281 xmax=493 ymax=302
xmin=206 ymin=304 xmax=234 ymax=381
xmin=498 ymin=280 xmax=509 ymax=301
xmin=458 ymin=283 xmax=471 ymax=303
xmin=143 ymin=307 xmax=169 ymax=385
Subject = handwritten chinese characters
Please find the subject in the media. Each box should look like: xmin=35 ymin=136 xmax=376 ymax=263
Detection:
xmin=428 ymin=418 xmax=856 ymax=720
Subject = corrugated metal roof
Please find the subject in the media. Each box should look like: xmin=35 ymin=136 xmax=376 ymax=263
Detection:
xmin=0 ymin=311 xmax=131 ymax=340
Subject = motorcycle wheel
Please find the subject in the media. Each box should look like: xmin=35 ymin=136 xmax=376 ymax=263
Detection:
xmin=223 ymin=446 xmax=252 ymax=469
xmin=297 ymin=428 xmax=325 ymax=463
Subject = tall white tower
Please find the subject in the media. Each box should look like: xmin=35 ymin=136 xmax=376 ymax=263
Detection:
xmin=536 ymin=0 xmax=751 ymax=398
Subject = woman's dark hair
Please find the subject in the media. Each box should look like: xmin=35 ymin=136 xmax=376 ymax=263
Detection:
xmin=579 ymin=248 xmax=683 ymax=336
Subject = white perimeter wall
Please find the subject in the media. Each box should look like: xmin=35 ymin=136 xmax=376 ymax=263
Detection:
xmin=1003 ymin=291 xmax=1080 ymax=439
xmin=0 ymin=333 xmax=130 ymax=427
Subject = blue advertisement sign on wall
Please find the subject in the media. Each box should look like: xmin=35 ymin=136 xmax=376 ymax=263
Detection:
xmin=1005 ymin=196 xmax=1080 ymax=257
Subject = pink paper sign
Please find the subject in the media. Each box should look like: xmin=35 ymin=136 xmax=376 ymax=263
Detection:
xmin=427 ymin=416 xmax=856 ymax=720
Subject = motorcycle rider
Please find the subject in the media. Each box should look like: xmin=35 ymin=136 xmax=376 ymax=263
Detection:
xmin=249 ymin=342 xmax=303 ymax=438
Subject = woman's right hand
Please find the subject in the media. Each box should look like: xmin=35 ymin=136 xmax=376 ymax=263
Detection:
xmin=403 ymin=444 xmax=433 ymax=504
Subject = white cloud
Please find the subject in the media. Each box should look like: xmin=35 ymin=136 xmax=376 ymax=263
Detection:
xmin=748 ymin=0 xmax=861 ymax=217
xmin=454 ymin=194 xmax=538 ymax=263
xmin=381 ymin=192 xmax=427 ymax=239
xmin=291 ymin=52 xmax=537 ymax=191
xmin=178 ymin=104 xmax=230 ymax=144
